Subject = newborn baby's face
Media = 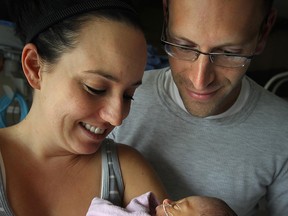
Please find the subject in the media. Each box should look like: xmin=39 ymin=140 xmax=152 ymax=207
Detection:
xmin=156 ymin=198 xmax=192 ymax=216
xmin=155 ymin=197 xmax=238 ymax=216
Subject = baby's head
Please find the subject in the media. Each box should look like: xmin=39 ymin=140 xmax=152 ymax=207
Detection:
xmin=156 ymin=196 xmax=238 ymax=216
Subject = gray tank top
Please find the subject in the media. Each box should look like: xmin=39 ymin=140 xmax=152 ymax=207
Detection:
xmin=0 ymin=138 xmax=124 ymax=215
xmin=100 ymin=138 xmax=124 ymax=206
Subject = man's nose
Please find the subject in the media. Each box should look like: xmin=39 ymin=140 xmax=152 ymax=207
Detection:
xmin=189 ymin=54 xmax=215 ymax=90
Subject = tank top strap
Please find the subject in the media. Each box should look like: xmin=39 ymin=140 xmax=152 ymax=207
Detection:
xmin=100 ymin=138 xmax=124 ymax=206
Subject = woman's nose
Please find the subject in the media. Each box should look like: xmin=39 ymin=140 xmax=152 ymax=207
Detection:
xmin=99 ymin=98 xmax=125 ymax=126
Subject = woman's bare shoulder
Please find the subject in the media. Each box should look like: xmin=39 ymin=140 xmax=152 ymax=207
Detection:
xmin=115 ymin=143 xmax=167 ymax=204
xmin=116 ymin=143 xmax=150 ymax=168
xmin=0 ymin=127 xmax=12 ymax=147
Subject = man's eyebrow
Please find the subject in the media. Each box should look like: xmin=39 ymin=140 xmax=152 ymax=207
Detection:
xmin=84 ymin=70 xmax=142 ymax=86
xmin=168 ymin=34 xmax=198 ymax=46
xmin=172 ymin=33 xmax=255 ymax=48
xmin=169 ymin=29 xmax=255 ymax=48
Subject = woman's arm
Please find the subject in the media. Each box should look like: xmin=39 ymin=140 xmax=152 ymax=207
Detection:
xmin=117 ymin=144 xmax=168 ymax=206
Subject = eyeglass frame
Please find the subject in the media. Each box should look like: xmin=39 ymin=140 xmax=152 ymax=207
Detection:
xmin=160 ymin=10 xmax=257 ymax=68
xmin=161 ymin=39 xmax=255 ymax=68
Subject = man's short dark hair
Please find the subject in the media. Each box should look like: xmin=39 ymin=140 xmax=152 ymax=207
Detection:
xmin=264 ymin=0 xmax=274 ymax=14
xmin=166 ymin=0 xmax=274 ymax=16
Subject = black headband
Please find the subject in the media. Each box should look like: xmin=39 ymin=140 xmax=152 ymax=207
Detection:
xmin=26 ymin=0 xmax=136 ymax=43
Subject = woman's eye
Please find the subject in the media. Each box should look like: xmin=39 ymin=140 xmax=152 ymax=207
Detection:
xmin=85 ymin=85 xmax=105 ymax=95
xmin=85 ymin=85 xmax=134 ymax=101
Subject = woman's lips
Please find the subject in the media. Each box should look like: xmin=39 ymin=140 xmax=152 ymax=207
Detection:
xmin=81 ymin=122 xmax=105 ymax=135
xmin=80 ymin=122 xmax=109 ymax=141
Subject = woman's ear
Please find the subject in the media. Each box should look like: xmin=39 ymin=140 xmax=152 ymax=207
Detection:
xmin=21 ymin=43 xmax=42 ymax=90
xmin=255 ymin=8 xmax=277 ymax=54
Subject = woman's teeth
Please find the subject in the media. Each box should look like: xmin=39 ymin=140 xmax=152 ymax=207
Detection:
xmin=82 ymin=123 xmax=105 ymax=135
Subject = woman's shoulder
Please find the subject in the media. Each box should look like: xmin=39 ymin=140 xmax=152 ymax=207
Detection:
xmin=0 ymin=126 xmax=25 ymax=155
xmin=0 ymin=128 xmax=11 ymax=148
xmin=107 ymin=139 xmax=167 ymax=204
xmin=103 ymin=139 xmax=145 ymax=164
xmin=102 ymin=139 xmax=152 ymax=178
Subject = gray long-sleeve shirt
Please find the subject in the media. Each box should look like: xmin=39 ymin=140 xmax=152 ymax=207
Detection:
xmin=109 ymin=67 xmax=288 ymax=216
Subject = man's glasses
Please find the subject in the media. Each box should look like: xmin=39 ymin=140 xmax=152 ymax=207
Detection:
xmin=161 ymin=27 xmax=254 ymax=68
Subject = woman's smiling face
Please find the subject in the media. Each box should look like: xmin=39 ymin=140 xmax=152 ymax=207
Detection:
xmin=37 ymin=18 xmax=147 ymax=154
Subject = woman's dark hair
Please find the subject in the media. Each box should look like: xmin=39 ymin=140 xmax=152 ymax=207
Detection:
xmin=9 ymin=0 xmax=143 ymax=65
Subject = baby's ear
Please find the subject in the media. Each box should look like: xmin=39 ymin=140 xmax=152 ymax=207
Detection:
xmin=21 ymin=43 xmax=42 ymax=90
xmin=163 ymin=199 xmax=173 ymax=205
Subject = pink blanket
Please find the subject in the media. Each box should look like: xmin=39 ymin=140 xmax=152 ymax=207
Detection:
xmin=86 ymin=192 xmax=159 ymax=216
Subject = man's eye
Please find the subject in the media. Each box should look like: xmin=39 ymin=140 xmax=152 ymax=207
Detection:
xmin=172 ymin=46 xmax=191 ymax=54
xmin=178 ymin=46 xmax=191 ymax=52
xmin=85 ymin=85 xmax=105 ymax=95
xmin=124 ymin=94 xmax=134 ymax=101
xmin=221 ymin=49 xmax=241 ymax=55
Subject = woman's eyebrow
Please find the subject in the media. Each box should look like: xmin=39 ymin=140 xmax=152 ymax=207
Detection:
xmin=84 ymin=70 xmax=142 ymax=87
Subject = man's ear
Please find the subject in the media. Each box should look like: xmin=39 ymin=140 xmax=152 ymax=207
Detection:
xmin=21 ymin=43 xmax=42 ymax=90
xmin=255 ymin=8 xmax=277 ymax=54
xmin=162 ymin=0 xmax=168 ymax=16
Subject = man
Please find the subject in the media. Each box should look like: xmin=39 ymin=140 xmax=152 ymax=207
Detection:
xmin=109 ymin=0 xmax=288 ymax=215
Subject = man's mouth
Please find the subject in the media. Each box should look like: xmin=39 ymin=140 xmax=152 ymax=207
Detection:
xmin=81 ymin=122 xmax=105 ymax=135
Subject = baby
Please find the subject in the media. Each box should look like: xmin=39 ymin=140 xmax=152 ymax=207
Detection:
xmin=86 ymin=192 xmax=237 ymax=216
xmin=157 ymin=197 xmax=238 ymax=216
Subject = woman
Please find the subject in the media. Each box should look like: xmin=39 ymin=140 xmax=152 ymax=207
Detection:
xmin=0 ymin=0 xmax=167 ymax=215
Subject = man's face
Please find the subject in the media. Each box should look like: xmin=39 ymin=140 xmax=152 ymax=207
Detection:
xmin=166 ymin=0 xmax=266 ymax=117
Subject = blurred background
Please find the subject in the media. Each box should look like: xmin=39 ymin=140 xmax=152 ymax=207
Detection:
xmin=0 ymin=0 xmax=287 ymax=127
